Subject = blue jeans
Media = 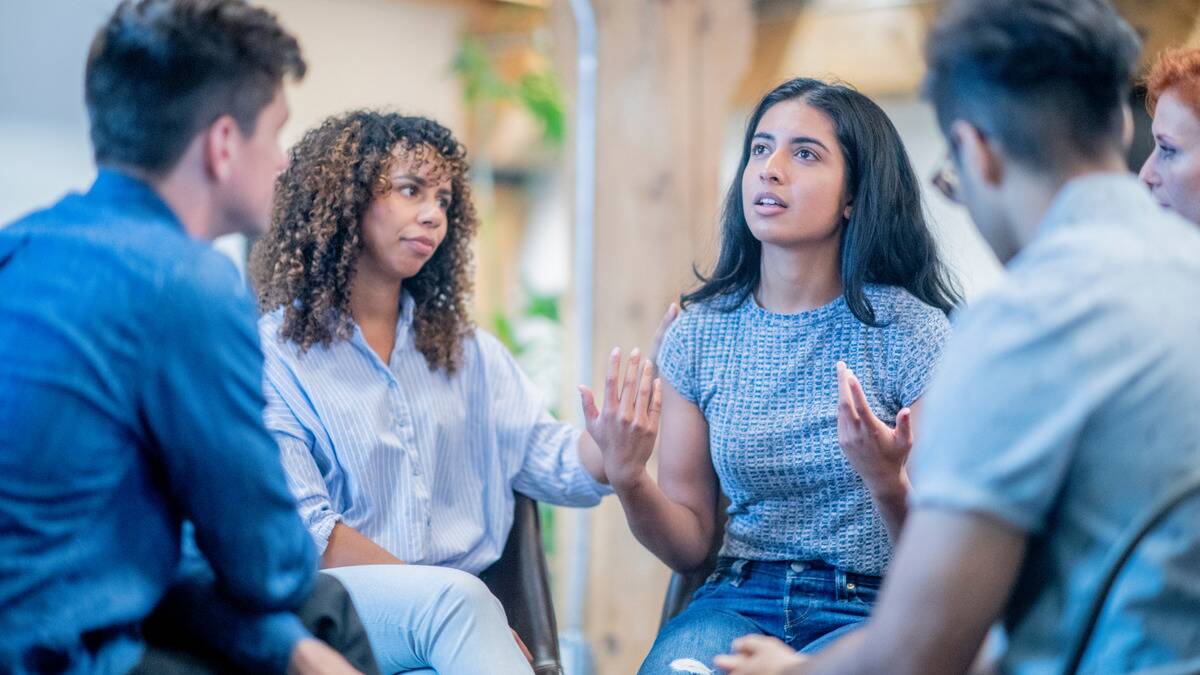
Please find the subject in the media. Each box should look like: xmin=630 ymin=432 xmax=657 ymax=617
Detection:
xmin=639 ymin=558 xmax=881 ymax=674
xmin=321 ymin=565 xmax=532 ymax=675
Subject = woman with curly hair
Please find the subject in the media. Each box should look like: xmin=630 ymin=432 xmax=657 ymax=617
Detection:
xmin=251 ymin=110 xmax=669 ymax=674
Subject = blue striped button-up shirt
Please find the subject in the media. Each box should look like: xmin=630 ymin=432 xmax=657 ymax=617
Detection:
xmin=260 ymin=296 xmax=611 ymax=574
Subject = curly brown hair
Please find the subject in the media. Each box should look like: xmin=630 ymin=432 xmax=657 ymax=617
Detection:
xmin=250 ymin=111 xmax=478 ymax=373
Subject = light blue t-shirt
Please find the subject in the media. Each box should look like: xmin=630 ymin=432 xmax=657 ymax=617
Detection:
xmin=658 ymin=284 xmax=950 ymax=576
xmin=911 ymin=173 xmax=1200 ymax=674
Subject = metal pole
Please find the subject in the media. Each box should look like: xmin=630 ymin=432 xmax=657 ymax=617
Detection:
xmin=560 ymin=0 xmax=598 ymax=673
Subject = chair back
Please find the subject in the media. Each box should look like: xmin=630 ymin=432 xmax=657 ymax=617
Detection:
xmin=1059 ymin=469 xmax=1200 ymax=675
xmin=480 ymin=493 xmax=563 ymax=675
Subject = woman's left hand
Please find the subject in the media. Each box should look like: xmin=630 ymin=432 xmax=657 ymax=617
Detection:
xmin=835 ymin=361 xmax=912 ymax=498
xmin=713 ymin=635 xmax=809 ymax=675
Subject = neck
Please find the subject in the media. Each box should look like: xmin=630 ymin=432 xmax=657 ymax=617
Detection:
xmin=1004 ymin=153 xmax=1129 ymax=250
xmin=112 ymin=158 xmax=224 ymax=242
xmin=349 ymin=261 xmax=404 ymax=329
xmin=755 ymin=238 xmax=843 ymax=314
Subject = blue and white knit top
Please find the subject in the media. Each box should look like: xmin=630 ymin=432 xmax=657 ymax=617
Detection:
xmin=657 ymin=284 xmax=951 ymax=576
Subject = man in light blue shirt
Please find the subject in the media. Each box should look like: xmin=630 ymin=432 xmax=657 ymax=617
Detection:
xmin=714 ymin=1 xmax=1200 ymax=674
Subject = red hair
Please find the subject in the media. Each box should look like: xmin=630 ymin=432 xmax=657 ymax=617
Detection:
xmin=1145 ymin=47 xmax=1200 ymax=116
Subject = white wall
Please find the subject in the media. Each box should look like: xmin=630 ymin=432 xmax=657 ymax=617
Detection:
xmin=0 ymin=0 xmax=467 ymax=225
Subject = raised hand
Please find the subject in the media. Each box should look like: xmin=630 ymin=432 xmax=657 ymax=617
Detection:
xmin=578 ymin=348 xmax=663 ymax=492
xmin=836 ymin=361 xmax=913 ymax=497
xmin=713 ymin=635 xmax=809 ymax=675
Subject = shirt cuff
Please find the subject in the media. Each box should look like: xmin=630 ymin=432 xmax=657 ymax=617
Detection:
xmin=910 ymin=477 xmax=1040 ymax=534
xmin=306 ymin=510 xmax=344 ymax=555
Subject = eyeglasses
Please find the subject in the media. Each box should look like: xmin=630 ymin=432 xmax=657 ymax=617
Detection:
xmin=930 ymin=151 xmax=962 ymax=204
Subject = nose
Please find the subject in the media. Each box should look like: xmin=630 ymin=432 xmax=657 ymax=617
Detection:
xmin=1139 ymin=150 xmax=1160 ymax=189
xmin=758 ymin=150 xmax=785 ymax=185
xmin=417 ymin=198 xmax=444 ymax=229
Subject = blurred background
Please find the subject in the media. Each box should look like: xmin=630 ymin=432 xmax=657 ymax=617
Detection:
xmin=2 ymin=1 xmax=1196 ymax=672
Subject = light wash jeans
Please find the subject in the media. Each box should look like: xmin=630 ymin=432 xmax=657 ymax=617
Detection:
xmin=639 ymin=558 xmax=881 ymax=674
xmin=321 ymin=565 xmax=532 ymax=675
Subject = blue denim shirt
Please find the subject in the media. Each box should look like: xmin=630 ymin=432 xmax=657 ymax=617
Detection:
xmin=0 ymin=171 xmax=316 ymax=674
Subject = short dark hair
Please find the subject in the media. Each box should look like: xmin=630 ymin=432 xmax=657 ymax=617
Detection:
xmin=85 ymin=0 xmax=306 ymax=175
xmin=684 ymin=78 xmax=961 ymax=325
xmin=923 ymin=0 xmax=1140 ymax=172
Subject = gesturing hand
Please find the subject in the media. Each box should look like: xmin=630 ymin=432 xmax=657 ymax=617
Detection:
xmin=578 ymin=348 xmax=663 ymax=492
xmin=836 ymin=361 xmax=912 ymax=496
xmin=713 ymin=635 xmax=809 ymax=675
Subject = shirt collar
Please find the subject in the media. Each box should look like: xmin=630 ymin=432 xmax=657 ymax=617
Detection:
xmin=1038 ymin=171 xmax=1156 ymax=239
xmin=89 ymin=168 xmax=184 ymax=232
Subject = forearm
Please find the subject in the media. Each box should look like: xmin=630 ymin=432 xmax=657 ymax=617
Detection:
xmin=615 ymin=471 xmax=714 ymax=571
xmin=320 ymin=523 xmax=404 ymax=568
xmin=577 ymin=433 xmax=608 ymax=484
xmin=868 ymin=470 xmax=911 ymax=544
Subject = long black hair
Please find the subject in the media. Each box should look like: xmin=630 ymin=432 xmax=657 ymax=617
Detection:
xmin=682 ymin=77 xmax=961 ymax=324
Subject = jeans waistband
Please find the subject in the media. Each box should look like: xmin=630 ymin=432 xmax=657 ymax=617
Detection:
xmin=714 ymin=557 xmax=882 ymax=587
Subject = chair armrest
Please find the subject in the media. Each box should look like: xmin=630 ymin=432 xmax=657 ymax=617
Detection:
xmin=481 ymin=493 xmax=562 ymax=675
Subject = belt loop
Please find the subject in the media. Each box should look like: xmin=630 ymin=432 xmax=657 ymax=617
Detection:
xmin=834 ymin=568 xmax=848 ymax=600
xmin=729 ymin=559 xmax=749 ymax=587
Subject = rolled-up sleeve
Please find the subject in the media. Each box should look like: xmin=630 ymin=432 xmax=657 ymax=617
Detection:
xmin=261 ymin=341 xmax=344 ymax=555
xmin=479 ymin=333 xmax=612 ymax=507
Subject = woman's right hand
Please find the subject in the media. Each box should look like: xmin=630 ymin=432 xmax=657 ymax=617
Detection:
xmin=579 ymin=348 xmax=663 ymax=493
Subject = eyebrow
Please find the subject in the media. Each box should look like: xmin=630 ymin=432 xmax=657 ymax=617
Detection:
xmin=392 ymin=174 xmax=453 ymax=195
xmin=752 ymin=132 xmax=831 ymax=152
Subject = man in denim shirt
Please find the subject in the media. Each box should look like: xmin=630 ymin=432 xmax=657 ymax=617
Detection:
xmin=0 ymin=2 xmax=373 ymax=674
xmin=716 ymin=1 xmax=1200 ymax=674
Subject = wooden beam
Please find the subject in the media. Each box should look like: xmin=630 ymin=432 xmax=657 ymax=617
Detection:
xmin=551 ymin=1 xmax=754 ymax=672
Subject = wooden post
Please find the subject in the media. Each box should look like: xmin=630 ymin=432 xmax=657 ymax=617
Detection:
xmin=552 ymin=1 xmax=753 ymax=672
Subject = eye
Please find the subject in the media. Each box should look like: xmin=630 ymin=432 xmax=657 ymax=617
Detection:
xmin=750 ymin=142 xmax=769 ymax=156
xmin=796 ymin=148 xmax=819 ymax=161
xmin=436 ymin=196 xmax=451 ymax=210
xmin=397 ymin=184 xmax=418 ymax=197
xmin=1158 ymin=143 xmax=1177 ymax=159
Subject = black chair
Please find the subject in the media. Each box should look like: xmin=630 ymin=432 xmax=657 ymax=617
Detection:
xmin=1058 ymin=469 xmax=1200 ymax=675
xmin=659 ymin=495 xmax=730 ymax=630
xmin=480 ymin=493 xmax=562 ymax=675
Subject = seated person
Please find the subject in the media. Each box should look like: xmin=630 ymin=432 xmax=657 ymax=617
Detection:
xmin=582 ymin=77 xmax=961 ymax=673
xmin=0 ymin=1 xmax=373 ymax=673
xmin=248 ymin=110 xmax=675 ymax=675
xmin=714 ymin=1 xmax=1200 ymax=673
xmin=1140 ymin=46 xmax=1200 ymax=226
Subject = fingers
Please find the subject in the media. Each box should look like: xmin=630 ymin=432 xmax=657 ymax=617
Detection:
xmin=620 ymin=348 xmax=642 ymax=419
xmin=604 ymin=347 xmax=621 ymax=411
xmin=649 ymin=302 xmax=680 ymax=364
xmin=578 ymin=385 xmax=599 ymax=425
xmin=836 ymin=361 xmax=861 ymax=424
xmin=511 ymin=628 xmax=533 ymax=664
xmin=648 ymin=378 xmax=664 ymax=428
xmin=846 ymin=367 xmax=875 ymax=423
xmin=633 ymin=358 xmax=655 ymax=425
xmin=711 ymin=653 xmax=746 ymax=672
xmin=896 ymin=407 xmax=914 ymax=447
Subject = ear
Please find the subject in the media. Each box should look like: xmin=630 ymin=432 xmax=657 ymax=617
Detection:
xmin=843 ymin=203 xmax=853 ymax=221
xmin=951 ymin=119 xmax=1003 ymax=188
xmin=202 ymin=114 xmax=240 ymax=183
xmin=1121 ymin=103 xmax=1135 ymax=151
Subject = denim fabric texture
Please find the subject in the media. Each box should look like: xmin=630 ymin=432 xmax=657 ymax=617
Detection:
xmin=639 ymin=558 xmax=879 ymax=674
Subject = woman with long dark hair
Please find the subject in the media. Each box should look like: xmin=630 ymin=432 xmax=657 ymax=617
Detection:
xmin=580 ymin=78 xmax=961 ymax=672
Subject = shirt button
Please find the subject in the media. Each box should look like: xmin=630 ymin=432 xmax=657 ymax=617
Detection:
xmin=847 ymin=582 xmax=856 ymax=590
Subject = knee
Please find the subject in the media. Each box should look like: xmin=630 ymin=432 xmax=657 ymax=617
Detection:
xmin=432 ymin=567 xmax=497 ymax=610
